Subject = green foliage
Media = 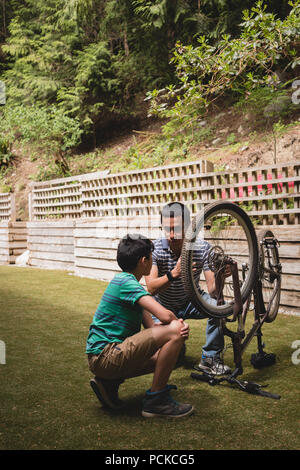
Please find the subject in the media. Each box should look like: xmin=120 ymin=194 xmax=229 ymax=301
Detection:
xmin=0 ymin=0 xmax=298 ymax=165
xmin=0 ymin=104 xmax=82 ymax=154
xmin=147 ymin=0 xmax=300 ymax=135
xmin=0 ymin=135 xmax=13 ymax=168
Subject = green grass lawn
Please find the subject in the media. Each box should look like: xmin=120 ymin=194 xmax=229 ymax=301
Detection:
xmin=0 ymin=265 xmax=300 ymax=450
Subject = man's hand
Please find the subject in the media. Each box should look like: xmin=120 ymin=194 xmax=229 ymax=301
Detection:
xmin=171 ymin=257 xmax=181 ymax=279
xmin=223 ymin=264 xmax=232 ymax=278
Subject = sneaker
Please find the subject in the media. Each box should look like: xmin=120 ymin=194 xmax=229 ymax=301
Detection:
xmin=90 ymin=377 xmax=124 ymax=409
xmin=142 ymin=385 xmax=194 ymax=418
xmin=195 ymin=356 xmax=231 ymax=376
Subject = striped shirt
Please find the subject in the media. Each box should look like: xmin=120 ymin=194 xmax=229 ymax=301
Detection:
xmin=152 ymin=237 xmax=211 ymax=314
xmin=86 ymin=272 xmax=150 ymax=355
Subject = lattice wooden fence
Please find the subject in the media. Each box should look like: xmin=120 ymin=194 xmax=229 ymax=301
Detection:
xmin=28 ymin=160 xmax=300 ymax=224
xmin=0 ymin=192 xmax=15 ymax=222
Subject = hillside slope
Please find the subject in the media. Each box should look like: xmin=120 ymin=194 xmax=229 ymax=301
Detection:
xmin=3 ymin=108 xmax=300 ymax=221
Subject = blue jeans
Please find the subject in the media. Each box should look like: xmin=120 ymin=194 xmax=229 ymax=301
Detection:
xmin=154 ymin=292 xmax=224 ymax=358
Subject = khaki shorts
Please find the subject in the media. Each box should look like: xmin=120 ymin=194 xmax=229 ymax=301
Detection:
xmin=87 ymin=328 xmax=159 ymax=380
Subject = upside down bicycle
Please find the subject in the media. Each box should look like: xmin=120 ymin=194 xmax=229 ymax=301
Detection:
xmin=181 ymin=201 xmax=282 ymax=399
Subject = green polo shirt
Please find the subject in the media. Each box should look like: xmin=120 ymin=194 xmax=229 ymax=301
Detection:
xmin=86 ymin=272 xmax=150 ymax=355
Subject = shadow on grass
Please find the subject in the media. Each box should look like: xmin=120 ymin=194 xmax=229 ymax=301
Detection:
xmin=184 ymin=342 xmax=299 ymax=402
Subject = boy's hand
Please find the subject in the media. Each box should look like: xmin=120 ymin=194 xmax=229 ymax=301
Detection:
xmin=178 ymin=318 xmax=189 ymax=339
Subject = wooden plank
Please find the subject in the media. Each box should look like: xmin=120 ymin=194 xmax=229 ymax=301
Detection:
xmin=74 ymin=247 xmax=116 ymax=260
xmin=75 ymin=216 xmax=161 ymax=228
xmin=277 ymin=243 xmax=300 ymax=258
xmin=255 ymin=225 xmax=300 ymax=241
xmin=27 ymin=228 xmax=74 ymax=237
xmin=29 ymin=258 xmax=74 ymax=271
xmin=195 ymin=238 xmax=300 ymax=259
xmin=27 ymin=221 xmax=76 ymax=228
xmin=280 ymin=274 xmax=300 ymax=290
xmin=74 ymin=227 xmax=161 ymax=239
xmin=8 ymin=241 xmax=27 ymax=249
xmin=74 ymin=238 xmax=120 ymax=249
xmin=29 ymin=169 xmax=108 ymax=188
xmin=74 ymin=266 xmax=120 ymax=281
xmin=10 ymin=248 xmax=26 ymax=256
xmin=0 ymin=241 xmax=9 ymax=248
xmin=280 ymin=289 xmax=300 ymax=308
xmin=10 ymin=222 xmax=27 ymax=228
xmin=74 ymin=257 xmax=117 ymax=270
xmin=28 ymin=235 xmax=74 ymax=245
xmin=280 ymin=259 xmax=300 ymax=275
xmin=29 ymin=251 xmax=74 ymax=263
xmin=28 ymin=243 xmax=74 ymax=254
xmin=0 ymin=234 xmax=9 ymax=241
xmin=9 ymin=235 xmax=27 ymax=242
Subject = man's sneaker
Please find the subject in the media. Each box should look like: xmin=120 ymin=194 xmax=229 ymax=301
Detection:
xmin=142 ymin=385 xmax=194 ymax=419
xmin=90 ymin=377 xmax=124 ymax=409
xmin=195 ymin=356 xmax=231 ymax=376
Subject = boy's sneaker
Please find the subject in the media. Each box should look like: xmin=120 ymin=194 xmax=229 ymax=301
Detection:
xmin=142 ymin=385 xmax=194 ymax=419
xmin=195 ymin=356 xmax=231 ymax=376
xmin=90 ymin=377 xmax=124 ymax=409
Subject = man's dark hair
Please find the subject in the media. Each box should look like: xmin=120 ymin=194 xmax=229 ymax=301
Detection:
xmin=160 ymin=202 xmax=191 ymax=229
xmin=117 ymin=234 xmax=154 ymax=272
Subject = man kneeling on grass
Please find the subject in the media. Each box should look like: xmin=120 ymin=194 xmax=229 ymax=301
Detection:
xmin=86 ymin=234 xmax=194 ymax=418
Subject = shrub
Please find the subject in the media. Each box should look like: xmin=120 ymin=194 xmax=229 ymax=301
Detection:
xmin=147 ymin=0 xmax=300 ymax=135
xmin=0 ymin=136 xmax=13 ymax=168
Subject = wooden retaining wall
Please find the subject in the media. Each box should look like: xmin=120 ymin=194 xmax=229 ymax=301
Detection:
xmin=27 ymin=220 xmax=75 ymax=271
xmin=0 ymin=221 xmax=28 ymax=264
xmin=74 ymin=216 xmax=161 ymax=281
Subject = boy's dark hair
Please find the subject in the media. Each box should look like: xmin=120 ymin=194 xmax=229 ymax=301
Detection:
xmin=160 ymin=202 xmax=191 ymax=229
xmin=117 ymin=234 xmax=154 ymax=272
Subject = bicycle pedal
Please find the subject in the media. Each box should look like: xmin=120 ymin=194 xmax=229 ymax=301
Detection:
xmin=250 ymin=352 xmax=276 ymax=369
xmin=243 ymin=381 xmax=263 ymax=394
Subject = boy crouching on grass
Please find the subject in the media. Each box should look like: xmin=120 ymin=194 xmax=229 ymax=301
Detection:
xmin=86 ymin=234 xmax=194 ymax=418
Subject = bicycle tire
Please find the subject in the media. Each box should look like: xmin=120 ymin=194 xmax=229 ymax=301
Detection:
xmin=181 ymin=201 xmax=258 ymax=319
xmin=257 ymin=229 xmax=281 ymax=323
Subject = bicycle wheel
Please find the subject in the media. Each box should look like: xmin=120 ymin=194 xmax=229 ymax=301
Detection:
xmin=181 ymin=201 xmax=258 ymax=319
xmin=257 ymin=229 xmax=281 ymax=323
